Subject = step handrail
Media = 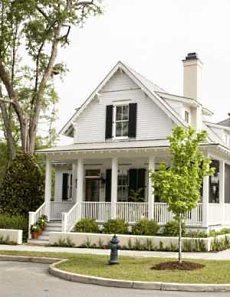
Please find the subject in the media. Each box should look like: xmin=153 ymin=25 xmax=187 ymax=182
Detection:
xmin=62 ymin=202 xmax=80 ymax=232
xmin=28 ymin=202 xmax=46 ymax=239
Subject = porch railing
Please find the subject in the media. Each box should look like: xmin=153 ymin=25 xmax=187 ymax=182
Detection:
xmin=28 ymin=202 xmax=46 ymax=239
xmin=153 ymin=203 xmax=173 ymax=224
xmin=81 ymin=202 xmax=111 ymax=222
xmin=50 ymin=201 xmax=74 ymax=220
xmin=62 ymin=202 xmax=81 ymax=232
xmin=186 ymin=203 xmax=202 ymax=226
xmin=79 ymin=202 xmax=203 ymax=226
xmin=153 ymin=202 xmax=202 ymax=225
xmin=117 ymin=202 xmax=148 ymax=223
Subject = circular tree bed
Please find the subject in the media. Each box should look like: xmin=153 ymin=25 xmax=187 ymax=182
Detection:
xmin=152 ymin=261 xmax=205 ymax=271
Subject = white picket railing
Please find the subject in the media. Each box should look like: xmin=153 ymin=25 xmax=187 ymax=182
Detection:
xmin=28 ymin=202 xmax=46 ymax=239
xmin=50 ymin=201 xmax=74 ymax=220
xmin=224 ymin=203 xmax=230 ymax=225
xmin=62 ymin=202 xmax=81 ymax=232
xmin=117 ymin=202 xmax=148 ymax=223
xmin=208 ymin=203 xmax=222 ymax=225
xmin=186 ymin=203 xmax=202 ymax=226
xmin=81 ymin=202 xmax=111 ymax=222
xmin=153 ymin=203 xmax=173 ymax=224
xmin=29 ymin=201 xmax=203 ymax=237
xmin=153 ymin=202 xmax=202 ymax=225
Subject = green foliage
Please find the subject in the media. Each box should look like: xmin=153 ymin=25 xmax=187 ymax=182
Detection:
xmin=52 ymin=237 xmax=76 ymax=248
xmin=74 ymin=218 xmax=100 ymax=233
xmin=0 ymin=153 xmax=44 ymax=216
xmin=151 ymin=127 xmax=214 ymax=218
xmin=128 ymin=188 xmax=145 ymax=202
xmin=0 ymin=0 xmax=103 ymax=157
xmin=132 ymin=219 xmax=159 ymax=236
xmin=37 ymin=214 xmax=48 ymax=229
xmin=162 ymin=220 xmax=186 ymax=237
xmin=210 ymin=236 xmax=230 ymax=251
xmin=0 ymin=213 xmax=28 ymax=241
xmin=183 ymin=239 xmax=207 ymax=252
xmin=0 ymin=235 xmax=16 ymax=245
xmin=0 ymin=142 xmax=8 ymax=184
xmin=151 ymin=127 xmax=214 ymax=261
xmin=103 ymin=219 xmax=128 ymax=234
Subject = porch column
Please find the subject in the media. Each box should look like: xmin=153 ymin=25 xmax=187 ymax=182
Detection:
xmin=44 ymin=158 xmax=52 ymax=221
xmin=148 ymin=157 xmax=155 ymax=220
xmin=77 ymin=158 xmax=84 ymax=219
xmin=111 ymin=157 xmax=118 ymax=219
xmin=72 ymin=162 xmax=77 ymax=203
xmin=202 ymin=175 xmax=209 ymax=229
xmin=219 ymin=160 xmax=225 ymax=226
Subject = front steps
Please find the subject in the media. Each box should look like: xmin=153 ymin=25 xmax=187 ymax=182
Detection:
xmin=28 ymin=220 xmax=62 ymax=246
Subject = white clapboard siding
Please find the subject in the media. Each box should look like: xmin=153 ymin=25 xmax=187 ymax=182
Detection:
xmin=74 ymin=71 xmax=173 ymax=143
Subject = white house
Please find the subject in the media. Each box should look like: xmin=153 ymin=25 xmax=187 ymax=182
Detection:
xmin=30 ymin=53 xmax=230 ymax=237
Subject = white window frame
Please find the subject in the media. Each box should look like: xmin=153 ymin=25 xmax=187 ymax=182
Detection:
xmin=112 ymin=103 xmax=129 ymax=139
xmin=117 ymin=169 xmax=129 ymax=202
xmin=184 ymin=110 xmax=190 ymax=123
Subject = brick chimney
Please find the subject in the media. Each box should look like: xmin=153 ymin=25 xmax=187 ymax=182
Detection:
xmin=183 ymin=52 xmax=203 ymax=100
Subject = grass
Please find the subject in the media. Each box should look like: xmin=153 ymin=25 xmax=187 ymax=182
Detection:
xmin=1 ymin=250 xmax=230 ymax=284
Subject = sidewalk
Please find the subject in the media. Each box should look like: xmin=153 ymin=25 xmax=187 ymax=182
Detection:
xmin=0 ymin=244 xmax=230 ymax=260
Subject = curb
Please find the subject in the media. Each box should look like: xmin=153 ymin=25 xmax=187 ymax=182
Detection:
xmin=1 ymin=255 xmax=230 ymax=292
xmin=49 ymin=259 xmax=230 ymax=292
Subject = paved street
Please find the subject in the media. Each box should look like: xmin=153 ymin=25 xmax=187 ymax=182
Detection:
xmin=0 ymin=261 xmax=229 ymax=297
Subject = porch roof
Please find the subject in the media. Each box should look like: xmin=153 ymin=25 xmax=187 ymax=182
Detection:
xmin=37 ymin=139 xmax=230 ymax=159
xmin=37 ymin=139 xmax=170 ymax=155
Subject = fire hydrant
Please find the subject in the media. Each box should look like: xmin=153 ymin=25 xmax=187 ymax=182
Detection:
xmin=109 ymin=235 xmax=120 ymax=264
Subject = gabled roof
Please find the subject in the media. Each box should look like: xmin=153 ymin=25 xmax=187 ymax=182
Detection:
xmin=60 ymin=61 xmax=188 ymax=137
xmin=218 ymin=117 xmax=230 ymax=127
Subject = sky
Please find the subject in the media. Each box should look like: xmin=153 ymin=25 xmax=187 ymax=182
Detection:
xmin=55 ymin=0 xmax=230 ymax=142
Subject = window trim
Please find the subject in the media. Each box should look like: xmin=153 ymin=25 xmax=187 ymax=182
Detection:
xmin=112 ymin=103 xmax=129 ymax=139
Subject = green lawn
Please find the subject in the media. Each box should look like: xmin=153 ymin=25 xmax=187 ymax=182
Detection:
xmin=0 ymin=250 xmax=230 ymax=284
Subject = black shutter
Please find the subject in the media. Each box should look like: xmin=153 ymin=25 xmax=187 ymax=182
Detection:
xmin=105 ymin=169 xmax=112 ymax=202
xmin=128 ymin=103 xmax=137 ymax=138
xmin=128 ymin=169 xmax=138 ymax=200
xmin=105 ymin=105 xmax=113 ymax=139
xmin=62 ymin=173 xmax=68 ymax=200
xmin=225 ymin=164 xmax=230 ymax=203
xmin=138 ymin=168 xmax=146 ymax=199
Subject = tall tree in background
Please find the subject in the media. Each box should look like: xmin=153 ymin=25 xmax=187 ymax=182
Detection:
xmin=151 ymin=127 xmax=214 ymax=263
xmin=0 ymin=0 xmax=103 ymax=161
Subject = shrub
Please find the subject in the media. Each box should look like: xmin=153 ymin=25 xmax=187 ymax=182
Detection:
xmin=162 ymin=219 xmax=186 ymax=237
xmin=103 ymin=219 xmax=128 ymax=234
xmin=74 ymin=218 xmax=100 ymax=233
xmin=0 ymin=213 xmax=28 ymax=241
xmin=0 ymin=153 xmax=44 ymax=216
xmin=132 ymin=219 xmax=159 ymax=236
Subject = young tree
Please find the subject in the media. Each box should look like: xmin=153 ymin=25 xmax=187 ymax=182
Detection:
xmin=150 ymin=127 xmax=214 ymax=263
xmin=0 ymin=0 xmax=103 ymax=160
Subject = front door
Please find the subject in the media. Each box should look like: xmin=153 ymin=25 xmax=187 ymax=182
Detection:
xmin=85 ymin=179 xmax=100 ymax=201
xmin=85 ymin=169 xmax=100 ymax=202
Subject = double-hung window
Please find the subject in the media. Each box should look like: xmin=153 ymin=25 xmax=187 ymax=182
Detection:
xmin=105 ymin=103 xmax=137 ymax=139
xmin=114 ymin=105 xmax=129 ymax=138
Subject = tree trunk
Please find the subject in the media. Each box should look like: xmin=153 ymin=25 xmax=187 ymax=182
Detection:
xmin=178 ymin=215 xmax=182 ymax=263
xmin=0 ymin=101 xmax=16 ymax=161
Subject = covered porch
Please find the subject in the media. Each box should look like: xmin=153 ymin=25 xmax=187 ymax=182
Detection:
xmin=29 ymin=143 xmax=230 ymax=237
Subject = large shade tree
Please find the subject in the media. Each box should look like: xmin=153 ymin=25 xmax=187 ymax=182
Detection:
xmin=0 ymin=0 xmax=103 ymax=161
xmin=151 ymin=127 xmax=214 ymax=263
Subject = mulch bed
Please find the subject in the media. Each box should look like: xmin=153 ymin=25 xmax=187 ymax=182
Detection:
xmin=151 ymin=261 xmax=205 ymax=271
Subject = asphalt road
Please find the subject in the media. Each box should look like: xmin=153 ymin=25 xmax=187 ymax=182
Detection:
xmin=0 ymin=261 xmax=229 ymax=297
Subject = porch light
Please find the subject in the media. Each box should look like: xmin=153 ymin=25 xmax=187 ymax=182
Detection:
xmin=210 ymin=174 xmax=219 ymax=195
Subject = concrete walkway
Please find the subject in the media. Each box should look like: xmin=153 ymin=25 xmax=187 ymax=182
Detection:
xmin=0 ymin=243 xmax=230 ymax=260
